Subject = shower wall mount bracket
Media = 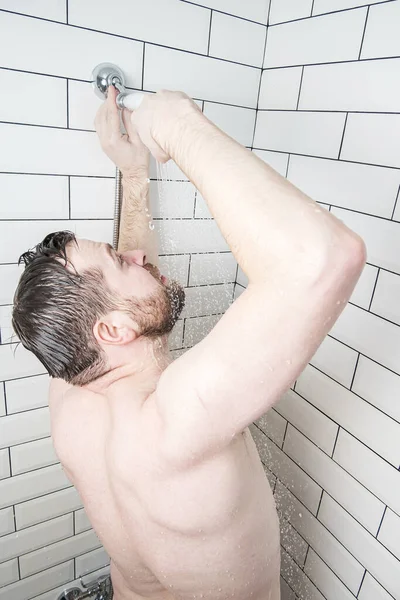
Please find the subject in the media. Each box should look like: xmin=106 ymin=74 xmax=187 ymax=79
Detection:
xmin=92 ymin=62 xmax=128 ymax=109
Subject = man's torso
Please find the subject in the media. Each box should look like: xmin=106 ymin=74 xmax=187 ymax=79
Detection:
xmin=49 ymin=379 xmax=280 ymax=600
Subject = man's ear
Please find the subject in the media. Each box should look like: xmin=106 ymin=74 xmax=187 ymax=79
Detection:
xmin=93 ymin=311 xmax=138 ymax=346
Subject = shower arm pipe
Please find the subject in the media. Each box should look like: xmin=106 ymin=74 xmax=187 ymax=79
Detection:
xmin=91 ymin=63 xmax=146 ymax=249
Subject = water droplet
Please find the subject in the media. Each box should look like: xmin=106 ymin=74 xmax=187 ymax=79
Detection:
xmin=149 ymin=222 xmax=155 ymax=230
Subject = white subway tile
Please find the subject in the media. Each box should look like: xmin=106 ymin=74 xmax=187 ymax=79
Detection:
xmin=0 ymin=70 xmax=67 ymax=127
xmin=275 ymin=481 xmax=364 ymax=594
xmin=236 ymin=266 xmax=248 ymax=288
xmin=253 ymin=111 xmax=346 ymax=158
xmin=0 ymin=463 xmax=70 ymax=510
xmin=0 ymin=174 xmax=69 ymax=220
xmin=287 ymin=155 xmax=399 ymax=218
xmin=280 ymin=518 xmax=308 ymax=566
xmin=144 ymin=44 xmax=260 ymax=108
xmin=0 ymin=385 xmax=4 ymax=417
xmin=353 ymin=356 xmax=400 ymax=424
xmin=68 ymin=80 xmax=103 ymax=132
xmin=168 ymin=319 xmax=184 ymax=350
xmin=0 ymin=123 xmax=114 ymax=177
xmin=181 ymin=283 xmax=233 ymax=318
xmin=281 ymin=577 xmax=296 ymax=600
xmin=183 ymin=314 xmax=222 ymax=347
xmin=158 ymin=254 xmax=190 ymax=287
xmin=281 ymin=547 xmax=325 ymax=600
xmin=0 ymin=218 xmax=112 ymax=264
xmin=75 ymin=546 xmax=110 ymax=577
xmin=0 ymin=560 xmax=74 ymax=600
xmin=297 ymin=364 xmax=400 ymax=467
xmin=0 ymin=0 xmax=65 ymax=20
xmin=0 ymin=559 xmax=19 ymax=588
xmin=70 ymin=177 xmax=115 ymax=219
xmin=341 ymin=114 xmax=400 ymax=169
xmin=170 ymin=348 xmax=186 ymax=360
xmin=5 ymin=374 xmax=50 ymax=414
xmin=359 ymin=572 xmax=395 ymax=600
xmin=69 ymin=0 xmax=210 ymax=54
xmin=0 ymin=507 xmax=14 ymax=536
xmin=203 ymin=102 xmax=256 ymax=146
xmin=0 ymin=265 xmax=24 ymax=306
xmin=256 ymin=409 xmax=287 ymax=448
xmin=150 ymin=181 xmax=196 ymax=218
xmin=0 ymin=514 xmax=72 ymax=563
xmin=16 ymin=487 xmax=81 ymax=530
xmin=350 ymin=264 xmax=379 ymax=311
xmin=259 ymin=67 xmax=303 ymax=110
xmin=252 ymin=149 xmax=289 ymax=177
xmin=233 ymin=284 xmax=245 ymax=300
xmin=0 ymin=407 xmax=50 ymax=450
xmin=275 ymin=389 xmax=338 ymax=454
xmin=309 ymin=334 xmax=358 ymax=388
xmin=189 ymin=252 xmax=236 ymax=286
xmin=0 ymin=344 xmax=45 ymax=384
xmin=331 ymin=207 xmax=400 ymax=275
xmin=334 ymin=430 xmax=400 ymax=516
xmin=361 ymin=0 xmax=400 ymax=60
xmin=270 ymin=0 xmax=313 ymax=25
xmin=305 ymin=548 xmax=355 ymax=600
xmin=0 ymin=449 xmax=10 ymax=480
xmin=300 ymin=58 xmax=400 ymax=113
xmin=378 ymin=508 xmax=400 ymax=561
xmin=74 ymin=509 xmax=92 ymax=535
xmin=194 ymin=192 xmax=212 ymax=219
xmin=319 ymin=494 xmax=400 ymax=600
xmin=264 ymin=8 xmax=367 ymax=68
xmin=262 ymin=462 xmax=277 ymax=491
xmin=284 ymin=425 xmax=385 ymax=534
xmin=371 ymin=269 xmax=400 ymax=326
xmin=155 ymin=219 xmax=228 ymax=254
xmin=0 ymin=12 xmax=142 ymax=85
xmin=313 ymin=0 xmax=387 ymax=15
xmin=20 ymin=529 xmax=101 ymax=577
xmin=182 ymin=0 xmax=270 ymax=23
xmin=250 ymin=424 xmax=322 ymax=514
xmin=0 ymin=305 xmax=13 ymax=345
xmin=11 ymin=436 xmax=58 ymax=475
xmin=209 ymin=12 xmax=266 ymax=66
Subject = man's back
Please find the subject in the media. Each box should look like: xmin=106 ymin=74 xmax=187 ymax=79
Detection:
xmin=49 ymin=376 xmax=281 ymax=600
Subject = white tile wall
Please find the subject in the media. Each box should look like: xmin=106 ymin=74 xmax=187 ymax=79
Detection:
xmin=358 ymin=572 xmax=394 ymax=600
xmin=203 ymin=102 xmax=257 ymax=146
xmin=341 ymin=113 xmax=400 ymax=169
xmin=181 ymin=0 xmax=271 ymax=24
xmin=0 ymin=407 xmax=50 ymax=449
xmin=75 ymin=547 xmax=110 ymax=577
xmin=0 ymin=70 xmax=67 ymax=127
xmin=377 ymin=508 xmax=400 ymax=562
xmin=209 ymin=12 xmax=266 ymax=66
xmin=5 ymin=374 xmax=50 ymax=414
xmin=304 ymin=548 xmax=356 ymax=600
xmin=0 ymin=385 xmax=5 ymax=417
xmin=361 ymin=0 xmax=400 ymax=60
xmin=0 ymin=561 xmax=74 ymax=600
xmin=10 ymin=437 xmax=58 ymax=476
xmin=259 ymin=67 xmax=303 ymax=110
xmin=313 ymin=0 xmax=388 ymax=15
xmin=0 ymin=558 xmax=19 ymax=587
xmin=0 ymin=174 xmax=69 ymax=220
xmin=299 ymin=58 xmax=400 ymax=113
xmin=264 ymin=8 xmax=367 ymax=68
xmin=254 ymin=110 xmax=346 ymax=158
xmin=0 ymin=507 xmax=14 ymax=537
xmin=144 ymin=44 xmax=260 ymax=108
xmin=16 ymin=487 xmax=82 ymax=530
xmin=269 ymin=0 xmax=313 ymax=25
xmin=0 ymin=1 xmax=66 ymax=21
xmin=0 ymin=449 xmax=10 ymax=480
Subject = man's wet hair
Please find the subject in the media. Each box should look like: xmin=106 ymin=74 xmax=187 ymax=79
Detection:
xmin=12 ymin=231 xmax=115 ymax=386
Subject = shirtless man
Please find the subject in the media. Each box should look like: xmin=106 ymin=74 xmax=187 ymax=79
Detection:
xmin=12 ymin=86 xmax=367 ymax=600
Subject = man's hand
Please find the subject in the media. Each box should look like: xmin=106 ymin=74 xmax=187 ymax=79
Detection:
xmin=94 ymin=85 xmax=150 ymax=176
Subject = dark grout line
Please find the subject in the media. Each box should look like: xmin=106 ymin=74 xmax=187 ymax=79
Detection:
xmin=375 ymin=505 xmax=387 ymax=538
xmin=65 ymin=0 xmax=68 ymax=24
xmin=295 ymin=67 xmax=305 ymax=110
xmin=67 ymin=176 xmax=71 ymax=219
xmin=349 ymin=353 xmax=361 ymax=391
xmin=141 ymin=43 xmax=146 ymax=90
xmin=356 ymin=569 xmax=367 ymax=597
xmin=330 ymin=427 xmax=341 ymax=459
xmin=249 ymin=1 xmax=270 ymax=149
xmin=311 ymin=0 xmax=315 ymax=16
xmin=391 ymin=185 xmax=400 ymax=220
xmin=367 ymin=269 xmax=380 ymax=312
xmin=338 ymin=113 xmax=349 ymax=160
xmin=207 ymin=10 xmax=213 ymax=55
xmin=358 ymin=6 xmax=370 ymax=60
xmin=257 ymin=108 xmax=400 ymax=115
xmin=66 ymin=79 xmax=69 ymax=128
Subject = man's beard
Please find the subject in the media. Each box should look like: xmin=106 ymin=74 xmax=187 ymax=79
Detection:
xmin=123 ymin=275 xmax=186 ymax=339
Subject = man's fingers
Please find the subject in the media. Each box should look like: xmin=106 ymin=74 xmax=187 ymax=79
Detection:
xmin=105 ymin=85 xmax=121 ymax=132
xmin=121 ymin=109 xmax=141 ymax=144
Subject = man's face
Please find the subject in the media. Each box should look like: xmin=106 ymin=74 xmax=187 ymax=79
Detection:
xmin=66 ymin=238 xmax=185 ymax=337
